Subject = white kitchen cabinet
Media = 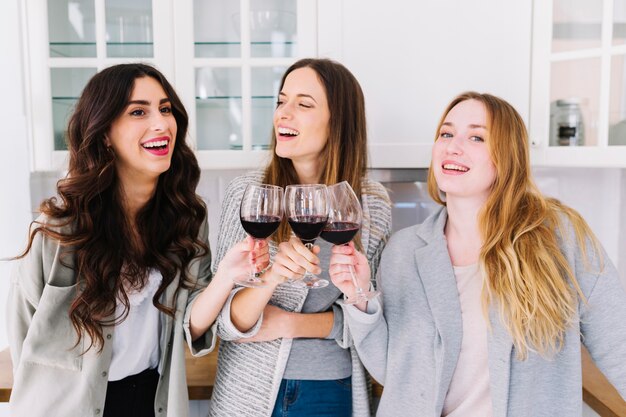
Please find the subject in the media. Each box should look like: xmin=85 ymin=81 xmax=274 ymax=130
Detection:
xmin=22 ymin=0 xmax=316 ymax=171
xmin=529 ymin=0 xmax=626 ymax=167
xmin=27 ymin=0 xmax=624 ymax=171
xmin=174 ymin=0 xmax=317 ymax=169
xmin=317 ymin=0 xmax=533 ymax=168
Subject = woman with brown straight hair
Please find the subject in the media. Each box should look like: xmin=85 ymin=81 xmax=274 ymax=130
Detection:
xmin=7 ymin=63 xmax=268 ymax=417
xmin=207 ymin=58 xmax=392 ymax=416
xmin=330 ymin=92 xmax=626 ymax=416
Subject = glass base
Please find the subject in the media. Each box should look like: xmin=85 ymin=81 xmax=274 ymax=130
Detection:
xmin=343 ymin=289 xmax=379 ymax=305
xmin=291 ymin=275 xmax=329 ymax=289
xmin=232 ymin=274 xmax=267 ymax=288
xmin=302 ymin=278 xmax=329 ymax=289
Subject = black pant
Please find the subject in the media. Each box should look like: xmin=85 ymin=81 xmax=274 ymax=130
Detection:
xmin=104 ymin=368 xmax=159 ymax=417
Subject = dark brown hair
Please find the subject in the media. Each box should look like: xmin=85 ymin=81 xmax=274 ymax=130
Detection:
xmin=264 ymin=58 xmax=369 ymax=244
xmin=20 ymin=63 xmax=207 ymax=352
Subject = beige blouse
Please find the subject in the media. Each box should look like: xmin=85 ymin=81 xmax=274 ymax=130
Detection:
xmin=442 ymin=263 xmax=493 ymax=417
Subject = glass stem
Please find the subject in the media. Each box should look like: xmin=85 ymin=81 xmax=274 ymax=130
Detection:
xmin=343 ymin=243 xmax=364 ymax=300
xmin=251 ymin=238 xmax=260 ymax=277
xmin=303 ymin=242 xmax=314 ymax=276
xmin=348 ymin=265 xmax=365 ymax=298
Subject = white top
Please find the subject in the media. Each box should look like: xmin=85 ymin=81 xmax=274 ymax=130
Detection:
xmin=108 ymin=269 xmax=163 ymax=381
xmin=442 ymin=263 xmax=493 ymax=417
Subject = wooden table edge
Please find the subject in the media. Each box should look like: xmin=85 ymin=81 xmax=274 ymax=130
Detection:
xmin=1 ymin=346 xmax=625 ymax=416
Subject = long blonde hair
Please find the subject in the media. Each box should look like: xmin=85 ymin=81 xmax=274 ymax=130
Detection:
xmin=264 ymin=58 xmax=370 ymax=247
xmin=428 ymin=92 xmax=601 ymax=359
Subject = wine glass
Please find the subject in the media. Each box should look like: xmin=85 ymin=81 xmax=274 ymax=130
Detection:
xmin=320 ymin=181 xmax=379 ymax=304
xmin=284 ymin=184 xmax=329 ymax=288
xmin=237 ymin=183 xmax=284 ymax=287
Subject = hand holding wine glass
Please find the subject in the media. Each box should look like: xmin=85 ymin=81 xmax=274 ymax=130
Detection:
xmin=328 ymin=242 xmax=373 ymax=309
xmin=322 ymin=181 xmax=379 ymax=304
xmin=265 ymin=236 xmax=322 ymax=284
xmin=237 ymin=184 xmax=284 ymax=287
xmin=284 ymin=184 xmax=329 ymax=288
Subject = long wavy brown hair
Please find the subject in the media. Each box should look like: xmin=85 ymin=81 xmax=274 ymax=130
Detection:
xmin=428 ymin=92 xmax=601 ymax=359
xmin=19 ymin=63 xmax=207 ymax=352
xmin=264 ymin=58 xmax=375 ymax=246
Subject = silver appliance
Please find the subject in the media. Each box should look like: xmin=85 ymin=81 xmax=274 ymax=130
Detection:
xmin=369 ymin=169 xmax=438 ymax=233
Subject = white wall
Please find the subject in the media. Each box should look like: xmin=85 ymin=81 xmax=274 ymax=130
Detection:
xmin=0 ymin=0 xmax=31 ymax=345
xmin=0 ymin=1 xmax=31 ymax=415
xmin=534 ymin=167 xmax=625 ymax=285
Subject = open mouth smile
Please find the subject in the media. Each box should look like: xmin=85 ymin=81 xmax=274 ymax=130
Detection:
xmin=277 ymin=126 xmax=300 ymax=140
xmin=442 ymin=161 xmax=470 ymax=174
xmin=141 ymin=137 xmax=170 ymax=156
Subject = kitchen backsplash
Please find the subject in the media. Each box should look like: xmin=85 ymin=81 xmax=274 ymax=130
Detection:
xmin=29 ymin=167 xmax=626 ymax=285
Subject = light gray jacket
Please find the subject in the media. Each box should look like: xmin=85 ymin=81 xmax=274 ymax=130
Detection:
xmin=7 ymin=215 xmax=216 ymax=417
xmin=345 ymin=206 xmax=626 ymax=417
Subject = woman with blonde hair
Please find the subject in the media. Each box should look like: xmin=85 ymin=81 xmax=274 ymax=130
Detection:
xmin=329 ymin=91 xmax=626 ymax=416
xmin=207 ymin=58 xmax=392 ymax=416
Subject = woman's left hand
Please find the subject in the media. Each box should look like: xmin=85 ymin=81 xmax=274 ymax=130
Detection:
xmin=235 ymin=304 xmax=293 ymax=342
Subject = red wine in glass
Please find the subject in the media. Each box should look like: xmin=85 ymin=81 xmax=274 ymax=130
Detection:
xmin=322 ymin=181 xmax=379 ymax=304
xmin=237 ymin=184 xmax=284 ymax=287
xmin=241 ymin=215 xmax=282 ymax=239
xmin=319 ymin=221 xmax=360 ymax=245
xmin=284 ymin=184 xmax=330 ymax=288
xmin=287 ymin=215 xmax=328 ymax=245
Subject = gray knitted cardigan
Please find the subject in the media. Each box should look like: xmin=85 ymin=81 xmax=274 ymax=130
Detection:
xmin=207 ymin=171 xmax=392 ymax=417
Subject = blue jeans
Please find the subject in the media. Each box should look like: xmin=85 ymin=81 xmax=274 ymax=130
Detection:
xmin=271 ymin=377 xmax=352 ymax=417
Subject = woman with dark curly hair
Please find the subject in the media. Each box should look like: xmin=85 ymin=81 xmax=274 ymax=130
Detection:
xmin=7 ymin=63 xmax=267 ymax=417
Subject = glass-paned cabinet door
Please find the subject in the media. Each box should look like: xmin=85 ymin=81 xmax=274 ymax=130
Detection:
xmin=193 ymin=0 xmax=298 ymax=59
xmin=183 ymin=0 xmax=316 ymax=159
xmin=105 ymin=0 xmax=153 ymax=57
xmin=614 ymin=0 xmax=626 ymax=46
xmin=26 ymin=0 xmax=169 ymax=170
xmin=249 ymin=0 xmax=297 ymax=58
xmin=549 ymin=59 xmax=600 ymax=147
xmin=531 ymin=0 xmax=626 ymax=165
xmin=50 ymin=67 xmax=97 ymax=150
xmin=195 ymin=67 xmax=242 ymax=150
xmin=609 ymin=2 xmax=626 ymax=146
xmin=48 ymin=0 xmax=96 ymax=57
xmin=47 ymin=0 xmax=154 ymax=59
xmin=251 ymin=66 xmax=286 ymax=149
xmin=609 ymin=54 xmax=626 ymax=145
xmin=551 ymin=0 xmax=603 ymax=53
xmin=194 ymin=0 xmax=241 ymax=57
xmin=548 ymin=0 xmax=604 ymax=148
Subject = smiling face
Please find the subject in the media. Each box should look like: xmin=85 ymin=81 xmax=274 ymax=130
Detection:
xmin=431 ymin=99 xmax=497 ymax=203
xmin=273 ymin=67 xmax=331 ymax=167
xmin=107 ymin=76 xmax=177 ymax=187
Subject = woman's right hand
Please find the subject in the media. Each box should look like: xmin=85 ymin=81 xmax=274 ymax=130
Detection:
xmin=217 ymin=236 xmax=269 ymax=285
xmin=329 ymin=242 xmax=371 ymax=300
xmin=263 ymin=237 xmax=321 ymax=284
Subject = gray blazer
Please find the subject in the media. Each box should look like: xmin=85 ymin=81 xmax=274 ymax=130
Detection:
xmin=7 ymin=215 xmax=216 ymax=417
xmin=344 ymin=206 xmax=626 ymax=417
